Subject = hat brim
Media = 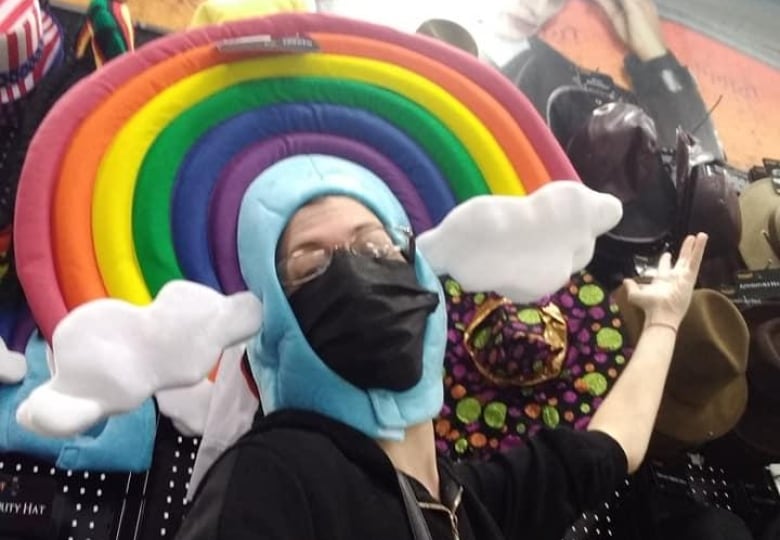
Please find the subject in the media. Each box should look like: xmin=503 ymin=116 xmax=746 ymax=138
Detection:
xmin=738 ymin=178 xmax=780 ymax=269
xmin=654 ymin=375 xmax=748 ymax=446
xmin=0 ymin=9 xmax=64 ymax=104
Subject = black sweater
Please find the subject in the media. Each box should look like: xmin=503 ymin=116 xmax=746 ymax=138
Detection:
xmin=175 ymin=410 xmax=627 ymax=540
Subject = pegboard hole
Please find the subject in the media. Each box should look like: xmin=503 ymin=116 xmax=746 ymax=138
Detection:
xmin=161 ymin=528 xmax=167 ymax=536
xmin=63 ymin=485 xmax=69 ymax=493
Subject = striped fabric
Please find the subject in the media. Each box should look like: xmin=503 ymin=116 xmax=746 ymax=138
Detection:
xmin=0 ymin=0 xmax=63 ymax=104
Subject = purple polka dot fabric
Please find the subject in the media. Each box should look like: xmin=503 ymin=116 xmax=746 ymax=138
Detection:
xmin=435 ymin=271 xmax=632 ymax=460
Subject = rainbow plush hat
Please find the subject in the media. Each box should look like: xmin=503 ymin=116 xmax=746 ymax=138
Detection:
xmin=10 ymin=13 xmax=626 ymax=438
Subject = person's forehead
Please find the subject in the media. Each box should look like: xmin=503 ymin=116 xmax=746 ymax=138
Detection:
xmin=280 ymin=196 xmax=383 ymax=253
xmin=290 ymin=196 xmax=381 ymax=226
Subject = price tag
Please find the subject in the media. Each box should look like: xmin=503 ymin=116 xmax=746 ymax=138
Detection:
xmin=216 ymin=34 xmax=320 ymax=54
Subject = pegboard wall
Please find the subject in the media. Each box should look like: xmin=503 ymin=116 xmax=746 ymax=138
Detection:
xmin=0 ymin=416 xmax=198 ymax=540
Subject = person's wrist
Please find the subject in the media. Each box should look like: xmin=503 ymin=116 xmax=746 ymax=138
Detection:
xmin=644 ymin=321 xmax=678 ymax=334
xmin=634 ymin=43 xmax=667 ymax=62
xmin=643 ymin=311 xmax=681 ymax=332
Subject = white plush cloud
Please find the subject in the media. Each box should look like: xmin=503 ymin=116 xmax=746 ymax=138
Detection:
xmin=0 ymin=339 xmax=26 ymax=384
xmin=417 ymin=181 xmax=623 ymax=302
xmin=17 ymin=281 xmax=263 ymax=438
xmin=156 ymin=379 xmax=215 ymax=437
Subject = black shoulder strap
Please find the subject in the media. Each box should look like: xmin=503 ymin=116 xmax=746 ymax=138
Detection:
xmin=396 ymin=471 xmax=433 ymax=540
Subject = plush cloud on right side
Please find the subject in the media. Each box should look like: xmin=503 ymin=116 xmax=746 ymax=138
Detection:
xmin=416 ymin=181 xmax=622 ymax=302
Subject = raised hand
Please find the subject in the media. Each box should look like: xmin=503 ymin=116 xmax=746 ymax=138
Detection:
xmin=592 ymin=0 xmax=667 ymax=61
xmin=623 ymin=233 xmax=708 ymax=329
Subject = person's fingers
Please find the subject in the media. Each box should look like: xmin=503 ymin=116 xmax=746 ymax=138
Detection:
xmin=656 ymin=252 xmax=672 ymax=275
xmin=686 ymin=233 xmax=709 ymax=277
xmin=592 ymin=0 xmax=628 ymax=37
xmin=675 ymin=234 xmax=695 ymax=268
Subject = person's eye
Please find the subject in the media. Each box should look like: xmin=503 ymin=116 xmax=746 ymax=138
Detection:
xmin=285 ymin=250 xmax=330 ymax=284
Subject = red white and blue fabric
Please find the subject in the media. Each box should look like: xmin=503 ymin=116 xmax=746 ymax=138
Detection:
xmin=0 ymin=0 xmax=63 ymax=104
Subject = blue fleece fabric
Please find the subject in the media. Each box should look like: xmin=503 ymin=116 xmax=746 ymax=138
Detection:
xmin=237 ymin=154 xmax=447 ymax=441
xmin=0 ymin=331 xmax=156 ymax=472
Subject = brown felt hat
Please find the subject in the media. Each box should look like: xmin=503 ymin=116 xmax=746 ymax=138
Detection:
xmin=612 ymin=286 xmax=748 ymax=452
xmin=738 ymin=177 xmax=780 ymax=270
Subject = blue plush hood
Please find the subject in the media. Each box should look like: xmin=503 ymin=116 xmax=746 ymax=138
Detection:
xmin=236 ymin=154 xmax=446 ymax=440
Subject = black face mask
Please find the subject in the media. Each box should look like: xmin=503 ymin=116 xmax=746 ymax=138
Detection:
xmin=288 ymin=251 xmax=439 ymax=392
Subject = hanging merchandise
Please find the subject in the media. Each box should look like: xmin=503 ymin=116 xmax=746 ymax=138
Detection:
xmin=613 ymin=286 xmax=749 ymax=455
xmin=0 ymin=0 xmax=64 ymax=105
xmin=75 ymin=0 xmax=135 ymax=68
xmin=434 ymin=271 xmax=631 ymax=458
xmin=673 ymin=131 xmax=744 ymax=289
xmin=0 ymin=0 xmax=64 ymax=304
xmin=188 ymin=0 xmax=312 ymax=28
xmin=738 ymin=175 xmax=780 ymax=271
xmin=564 ymin=102 xmax=677 ymax=289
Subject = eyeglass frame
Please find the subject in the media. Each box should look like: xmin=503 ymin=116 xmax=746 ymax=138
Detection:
xmin=277 ymin=224 xmax=416 ymax=291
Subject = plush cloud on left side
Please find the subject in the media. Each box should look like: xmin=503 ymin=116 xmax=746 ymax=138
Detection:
xmin=0 ymin=339 xmax=26 ymax=384
xmin=16 ymin=281 xmax=263 ymax=438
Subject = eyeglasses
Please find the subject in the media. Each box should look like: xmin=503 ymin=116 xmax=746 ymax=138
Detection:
xmin=278 ymin=224 xmax=414 ymax=292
